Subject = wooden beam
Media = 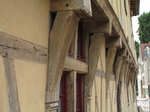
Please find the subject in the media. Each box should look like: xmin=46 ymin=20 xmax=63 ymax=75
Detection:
xmin=90 ymin=1 xmax=109 ymax=21
xmin=115 ymin=49 xmax=127 ymax=91
xmin=66 ymin=24 xmax=77 ymax=112
xmin=46 ymin=11 xmax=79 ymax=111
xmin=105 ymin=47 xmax=117 ymax=112
xmin=115 ymin=56 xmax=123 ymax=92
xmin=124 ymin=63 xmax=129 ymax=84
xmin=0 ymin=31 xmax=48 ymax=64
xmin=117 ymin=49 xmax=127 ymax=57
xmin=117 ymin=60 xmax=127 ymax=112
xmin=64 ymin=57 xmax=88 ymax=73
xmin=3 ymin=57 xmax=21 ymax=112
xmin=84 ymin=33 xmax=105 ymax=112
xmin=106 ymin=47 xmax=117 ymax=91
xmin=67 ymin=71 xmax=77 ymax=112
xmin=50 ymin=0 xmax=92 ymax=18
xmin=92 ymin=0 xmax=138 ymax=68
xmin=94 ymin=79 xmax=100 ymax=112
xmin=84 ymin=21 xmax=112 ymax=36
xmin=0 ymin=31 xmax=88 ymax=73
xmin=106 ymin=37 xmax=122 ymax=48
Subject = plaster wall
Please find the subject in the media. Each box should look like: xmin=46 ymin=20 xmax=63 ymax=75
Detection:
xmin=15 ymin=59 xmax=47 ymax=112
xmin=0 ymin=1 xmax=50 ymax=111
xmin=0 ymin=0 xmax=50 ymax=47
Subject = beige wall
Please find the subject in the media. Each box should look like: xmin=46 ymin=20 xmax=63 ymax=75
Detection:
xmin=0 ymin=57 xmax=10 ymax=112
xmin=0 ymin=1 xmax=50 ymax=111
xmin=15 ymin=59 xmax=47 ymax=112
xmin=0 ymin=0 xmax=50 ymax=47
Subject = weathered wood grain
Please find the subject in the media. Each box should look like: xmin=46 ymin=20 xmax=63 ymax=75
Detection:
xmin=45 ymin=11 xmax=79 ymax=112
xmin=84 ymin=21 xmax=112 ymax=36
xmin=64 ymin=57 xmax=88 ymax=73
xmin=50 ymin=0 xmax=92 ymax=17
xmin=84 ymin=33 xmax=105 ymax=112
xmin=0 ymin=32 xmax=48 ymax=64
xmin=0 ymin=32 xmax=88 ymax=73
xmin=106 ymin=47 xmax=117 ymax=91
xmin=3 ymin=57 xmax=21 ymax=112
xmin=106 ymin=37 xmax=122 ymax=48
xmin=115 ymin=56 xmax=123 ymax=91
xmin=92 ymin=0 xmax=138 ymax=69
xmin=67 ymin=71 xmax=77 ymax=112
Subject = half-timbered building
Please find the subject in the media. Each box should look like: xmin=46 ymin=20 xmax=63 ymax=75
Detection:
xmin=0 ymin=0 xmax=139 ymax=112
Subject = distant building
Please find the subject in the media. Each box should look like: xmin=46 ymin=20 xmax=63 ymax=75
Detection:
xmin=137 ymin=43 xmax=150 ymax=111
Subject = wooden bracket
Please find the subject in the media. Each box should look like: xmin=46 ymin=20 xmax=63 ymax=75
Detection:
xmin=84 ymin=21 xmax=112 ymax=36
xmin=106 ymin=37 xmax=122 ymax=48
xmin=125 ymin=54 xmax=130 ymax=62
xmin=117 ymin=49 xmax=127 ymax=57
xmin=84 ymin=33 xmax=105 ymax=112
xmin=45 ymin=11 xmax=79 ymax=111
xmin=115 ymin=56 xmax=123 ymax=91
xmin=106 ymin=47 xmax=117 ymax=90
xmin=50 ymin=0 xmax=92 ymax=18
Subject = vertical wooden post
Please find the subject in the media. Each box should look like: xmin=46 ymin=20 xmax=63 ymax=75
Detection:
xmin=106 ymin=48 xmax=117 ymax=91
xmin=45 ymin=11 xmax=79 ymax=112
xmin=84 ymin=33 xmax=105 ymax=112
xmin=3 ymin=57 xmax=21 ymax=112
xmin=117 ymin=59 xmax=126 ymax=112
xmin=105 ymin=47 xmax=117 ymax=112
xmin=67 ymin=71 xmax=77 ymax=112
xmin=67 ymin=24 xmax=78 ymax=112
xmin=115 ymin=56 xmax=123 ymax=92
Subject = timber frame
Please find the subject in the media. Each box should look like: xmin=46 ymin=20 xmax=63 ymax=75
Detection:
xmin=0 ymin=0 xmax=139 ymax=112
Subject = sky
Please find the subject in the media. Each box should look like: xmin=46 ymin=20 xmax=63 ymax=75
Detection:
xmin=132 ymin=0 xmax=150 ymax=42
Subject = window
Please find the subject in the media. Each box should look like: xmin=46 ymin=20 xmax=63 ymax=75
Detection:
xmin=76 ymin=74 xmax=84 ymax=112
xmin=58 ymin=72 xmax=84 ymax=112
xmin=77 ymin=20 xmax=85 ymax=62
xmin=58 ymin=72 xmax=68 ymax=112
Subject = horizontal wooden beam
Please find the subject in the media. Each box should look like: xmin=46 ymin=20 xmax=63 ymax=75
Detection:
xmin=84 ymin=21 xmax=112 ymax=36
xmin=64 ymin=57 xmax=88 ymax=73
xmin=0 ymin=32 xmax=87 ymax=73
xmin=117 ymin=49 xmax=127 ymax=57
xmin=106 ymin=37 xmax=122 ymax=48
xmin=50 ymin=0 xmax=92 ymax=18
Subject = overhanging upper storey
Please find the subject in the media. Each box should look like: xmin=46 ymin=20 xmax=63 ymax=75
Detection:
xmin=130 ymin=0 xmax=140 ymax=16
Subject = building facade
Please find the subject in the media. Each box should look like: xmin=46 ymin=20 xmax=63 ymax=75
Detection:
xmin=137 ymin=43 xmax=150 ymax=112
xmin=0 ymin=0 xmax=139 ymax=112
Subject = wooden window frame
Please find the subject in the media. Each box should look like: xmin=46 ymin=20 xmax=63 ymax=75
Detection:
xmin=58 ymin=72 xmax=68 ymax=112
xmin=76 ymin=74 xmax=84 ymax=112
xmin=77 ymin=20 xmax=85 ymax=62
